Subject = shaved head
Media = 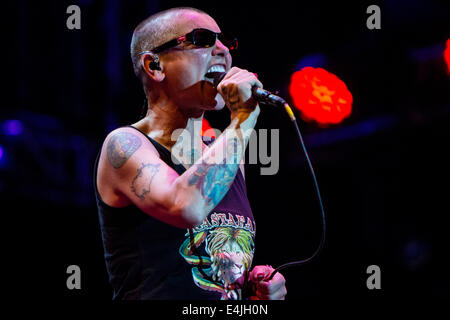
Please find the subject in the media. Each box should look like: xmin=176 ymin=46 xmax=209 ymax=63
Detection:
xmin=130 ymin=7 xmax=209 ymax=78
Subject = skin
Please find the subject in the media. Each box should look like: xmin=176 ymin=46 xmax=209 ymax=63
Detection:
xmin=96 ymin=8 xmax=286 ymax=300
xmin=249 ymin=265 xmax=287 ymax=300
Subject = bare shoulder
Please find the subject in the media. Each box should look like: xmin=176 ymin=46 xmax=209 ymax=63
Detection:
xmin=96 ymin=126 xmax=159 ymax=206
xmin=104 ymin=127 xmax=143 ymax=169
xmin=103 ymin=126 xmax=160 ymax=167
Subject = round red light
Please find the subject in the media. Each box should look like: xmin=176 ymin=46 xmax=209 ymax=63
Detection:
xmin=289 ymin=67 xmax=353 ymax=125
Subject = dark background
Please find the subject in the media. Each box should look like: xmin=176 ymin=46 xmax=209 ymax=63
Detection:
xmin=3 ymin=0 xmax=449 ymax=301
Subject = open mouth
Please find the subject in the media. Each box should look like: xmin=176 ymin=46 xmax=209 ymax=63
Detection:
xmin=207 ymin=65 xmax=226 ymax=73
xmin=205 ymin=64 xmax=226 ymax=79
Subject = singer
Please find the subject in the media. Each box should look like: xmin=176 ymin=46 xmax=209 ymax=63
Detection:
xmin=94 ymin=7 xmax=287 ymax=300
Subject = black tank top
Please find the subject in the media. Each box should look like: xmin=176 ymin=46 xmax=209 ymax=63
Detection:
xmin=94 ymin=126 xmax=256 ymax=300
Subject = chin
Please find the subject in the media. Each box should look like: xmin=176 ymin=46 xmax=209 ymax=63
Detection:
xmin=201 ymin=94 xmax=225 ymax=111
xmin=211 ymin=94 xmax=226 ymax=110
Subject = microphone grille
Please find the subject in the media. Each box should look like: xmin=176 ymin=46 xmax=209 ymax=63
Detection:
xmin=213 ymin=72 xmax=227 ymax=88
xmin=205 ymin=72 xmax=227 ymax=88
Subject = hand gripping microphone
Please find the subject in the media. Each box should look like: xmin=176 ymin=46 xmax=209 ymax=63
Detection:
xmin=206 ymin=72 xmax=286 ymax=106
xmin=205 ymin=71 xmax=296 ymax=121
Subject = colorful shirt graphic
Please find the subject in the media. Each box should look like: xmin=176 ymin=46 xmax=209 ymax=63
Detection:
xmin=179 ymin=212 xmax=255 ymax=300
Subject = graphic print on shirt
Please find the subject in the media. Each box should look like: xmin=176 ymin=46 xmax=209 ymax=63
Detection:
xmin=179 ymin=212 xmax=255 ymax=300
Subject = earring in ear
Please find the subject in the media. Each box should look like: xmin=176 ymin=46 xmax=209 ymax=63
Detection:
xmin=136 ymin=50 xmax=161 ymax=71
xmin=149 ymin=59 xmax=161 ymax=71
xmin=147 ymin=52 xmax=161 ymax=71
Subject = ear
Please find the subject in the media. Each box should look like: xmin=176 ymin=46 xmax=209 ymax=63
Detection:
xmin=140 ymin=53 xmax=165 ymax=82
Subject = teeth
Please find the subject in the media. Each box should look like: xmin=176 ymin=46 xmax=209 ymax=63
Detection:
xmin=207 ymin=65 xmax=226 ymax=73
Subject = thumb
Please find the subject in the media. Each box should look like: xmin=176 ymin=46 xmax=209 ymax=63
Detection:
xmin=255 ymin=272 xmax=266 ymax=281
xmin=250 ymin=265 xmax=273 ymax=282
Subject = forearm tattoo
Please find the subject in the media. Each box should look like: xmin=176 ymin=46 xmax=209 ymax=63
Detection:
xmin=131 ymin=163 xmax=161 ymax=200
xmin=188 ymin=136 xmax=242 ymax=207
xmin=107 ymin=132 xmax=141 ymax=168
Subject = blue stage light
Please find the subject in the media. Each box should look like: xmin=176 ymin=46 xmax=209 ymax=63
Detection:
xmin=3 ymin=120 xmax=24 ymax=136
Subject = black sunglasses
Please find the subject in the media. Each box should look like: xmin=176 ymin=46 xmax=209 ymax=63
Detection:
xmin=151 ymin=28 xmax=238 ymax=54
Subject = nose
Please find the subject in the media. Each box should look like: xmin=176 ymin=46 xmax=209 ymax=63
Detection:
xmin=212 ymin=39 xmax=230 ymax=57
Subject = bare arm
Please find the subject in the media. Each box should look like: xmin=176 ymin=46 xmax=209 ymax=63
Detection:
xmin=98 ymin=68 xmax=261 ymax=228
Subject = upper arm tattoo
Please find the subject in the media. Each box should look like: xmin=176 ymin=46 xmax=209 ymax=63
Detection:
xmin=107 ymin=132 xmax=142 ymax=169
xmin=131 ymin=163 xmax=161 ymax=200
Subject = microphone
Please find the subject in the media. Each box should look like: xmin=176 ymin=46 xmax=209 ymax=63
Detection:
xmin=205 ymin=72 xmax=287 ymax=107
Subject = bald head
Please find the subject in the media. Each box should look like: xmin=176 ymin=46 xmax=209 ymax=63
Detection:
xmin=130 ymin=7 xmax=209 ymax=78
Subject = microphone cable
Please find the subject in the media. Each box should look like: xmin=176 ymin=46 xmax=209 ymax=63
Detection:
xmin=266 ymin=101 xmax=327 ymax=281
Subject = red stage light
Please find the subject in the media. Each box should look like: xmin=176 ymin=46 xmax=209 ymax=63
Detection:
xmin=444 ymin=38 xmax=450 ymax=74
xmin=289 ymin=67 xmax=353 ymax=125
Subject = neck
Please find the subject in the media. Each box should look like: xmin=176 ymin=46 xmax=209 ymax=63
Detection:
xmin=132 ymin=97 xmax=206 ymax=167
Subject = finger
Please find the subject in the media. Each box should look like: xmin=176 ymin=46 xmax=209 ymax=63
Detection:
xmin=255 ymin=280 xmax=281 ymax=295
xmin=255 ymin=283 xmax=287 ymax=300
xmin=228 ymin=72 xmax=262 ymax=89
xmin=221 ymin=66 xmax=242 ymax=81
xmin=255 ymin=287 xmax=284 ymax=300
xmin=218 ymin=81 xmax=251 ymax=107
xmin=247 ymin=74 xmax=263 ymax=89
xmin=255 ymin=274 xmax=286 ymax=295
xmin=221 ymin=68 xmax=262 ymax=89
xmin=250 ymin=269 xmax=269 ymax=283
xmin=249 ymin=265 xmax=273 ymax=283
xmin=216 ymin=81 xmax=234 ymax=98
xmin=226 ymin=85 xmax=241 ymax=107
